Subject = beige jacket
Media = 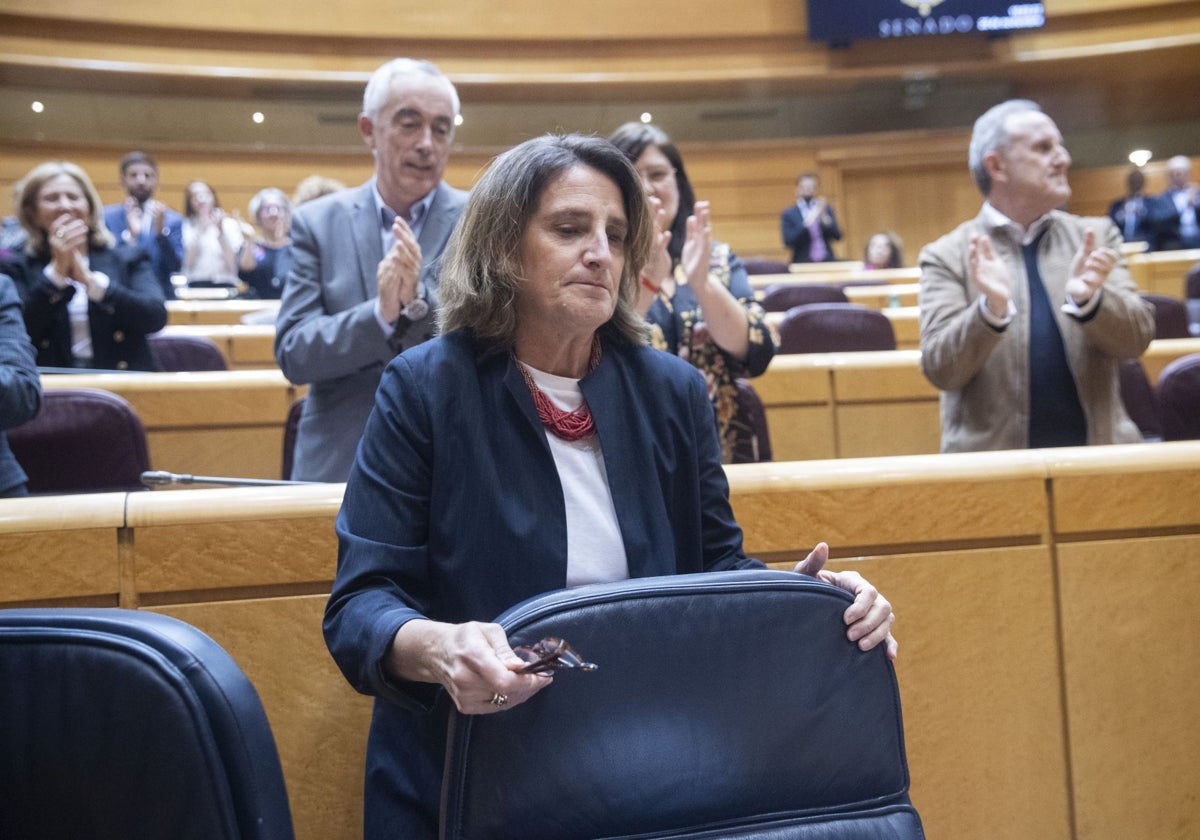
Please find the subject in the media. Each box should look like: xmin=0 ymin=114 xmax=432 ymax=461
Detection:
xmin=919 ymin=209 xmax=1155 ymax=452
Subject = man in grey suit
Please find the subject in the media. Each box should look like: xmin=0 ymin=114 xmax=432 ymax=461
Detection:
xmin=275 ymin=58 xmax=469 ymax=482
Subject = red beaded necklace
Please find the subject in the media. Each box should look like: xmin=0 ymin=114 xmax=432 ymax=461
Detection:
xmin=516 ymin=338 xmax=602 ymax=442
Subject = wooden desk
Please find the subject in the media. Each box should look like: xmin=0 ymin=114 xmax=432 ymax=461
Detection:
xmin=40 ymin=370 xmax=304 ymax=480
xmin=752 ymin=339 xmax=1200 ymax=461
xmin=1127 ymin=248 xmax=1200 ymax=299
xmin=844 ymin=282 xmax=920 ymax=309
xmin=751 ymin=267 xmax=921 ymax=290
xmin=6 ymin=442 xmax=1200 ymax=840
xmin=166 ymin=299 xmax=279 ymax=326
xmin=763 ymin=307 xmax=919 ymax=350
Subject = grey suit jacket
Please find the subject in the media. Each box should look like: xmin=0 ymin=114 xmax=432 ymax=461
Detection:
xmin=274 ymin=179 xmax=469 ymax=482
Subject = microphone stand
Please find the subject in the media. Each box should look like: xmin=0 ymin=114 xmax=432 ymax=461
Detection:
xmin=140 ymin=470 xmax=322 ymax=488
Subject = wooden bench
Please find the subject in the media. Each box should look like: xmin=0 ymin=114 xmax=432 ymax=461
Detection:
xmin=3 ymin=442 xmax=1199 ymax=840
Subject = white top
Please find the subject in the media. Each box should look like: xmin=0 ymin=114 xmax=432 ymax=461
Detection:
xmin=183 ymin=216 xmax=243 ymax=283
xmin=517 ymin=360 xmax=629 ymax=588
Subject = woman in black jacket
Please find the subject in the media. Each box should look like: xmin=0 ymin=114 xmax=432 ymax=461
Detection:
xmin=2 ymin=161 xmax=166 ymax=371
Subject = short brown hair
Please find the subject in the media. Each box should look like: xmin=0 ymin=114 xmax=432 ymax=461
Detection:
xmin=438 ymin=134 xmax=653 ymax=351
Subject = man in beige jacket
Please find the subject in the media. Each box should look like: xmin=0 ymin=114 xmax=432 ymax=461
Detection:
xmin=919 ymin=99 xmax=1155 ymax=453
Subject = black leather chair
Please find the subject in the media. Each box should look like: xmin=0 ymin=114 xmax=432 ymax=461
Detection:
xmin=1118 ymin=359 xmax=1162 ymax=441
xmin=440 ymin=570 xmax=923 ymax=840
xmin=760 ymin=283 xmax=849 ymax=312
xmin=7 ymin=388 xmax=151 ymax=493
xmin=1139 ymin=293 xmax=1190 ymax=340
xmin=148 ymin=332 xmax=229 ymax=371
xmin=778 ymin=303 xmax=897 ymax=354
xmin=730 ymin=378 xmax=772 ymax=463
xmin=1157 ymin=352 xmax=1200 ymax=441
xmin=0 ymin=608 xmax=294 ymax=840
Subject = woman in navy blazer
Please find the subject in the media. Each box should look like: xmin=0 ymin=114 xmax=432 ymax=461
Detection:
xmin=2 ymin=161 xmax=166 ymax=371
xmin=324 ymin=135 xmax=898 ymax=839
xmin=0 ymin=274 xmax=40 ymax=497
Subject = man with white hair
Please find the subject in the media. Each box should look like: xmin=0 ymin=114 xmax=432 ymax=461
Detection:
xmin=918 ymin=99 xmax=1155 ymax=453
xmin=275 ymin=58 xmax=469 ymax=482
xmin=1157 ymin=155 xmax=1200 ymax=251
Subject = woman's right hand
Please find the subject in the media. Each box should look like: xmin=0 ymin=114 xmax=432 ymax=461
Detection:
xmin=47 ymin=214 xmax=89 ymax=278
xmin=387 ymin=618 xmax=552 ymax=714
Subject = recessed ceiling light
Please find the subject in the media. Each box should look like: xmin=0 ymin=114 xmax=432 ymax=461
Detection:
xmin=252 ymin=112 xmax=265 ymax=124
xmin=454 ymin=114 xmax=464 ymax=127
xmin=640 ymin=112 xmax=652 ymax=124
xmin=31 ymin=101 xmax=44 ymax=113
xmin=1128 ymin=149 xmax=1152 ymax=167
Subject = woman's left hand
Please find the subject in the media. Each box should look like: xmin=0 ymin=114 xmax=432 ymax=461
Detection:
xmin=793 ymin=542 xmax=899 ymax=660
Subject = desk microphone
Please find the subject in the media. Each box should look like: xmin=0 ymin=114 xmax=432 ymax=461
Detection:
xmin=140 ymin=470 xmax=320 ymax=488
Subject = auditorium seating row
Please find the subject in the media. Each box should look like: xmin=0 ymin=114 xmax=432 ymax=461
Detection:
xmin=38 ymin=338 xmax=1200 ymax=478
xmin=750 ymin=247 xmax=1200 ymax=300
xmin=1 ymin=441 xmax=1197 ymax=840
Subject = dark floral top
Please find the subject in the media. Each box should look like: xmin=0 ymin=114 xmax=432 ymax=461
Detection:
xmin=646 ymin=241 xmax=777 ymax=463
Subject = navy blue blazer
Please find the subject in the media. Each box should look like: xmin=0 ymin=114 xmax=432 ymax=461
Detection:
xmin=0 ymin=275 xmax=41 ymax=496
xmin=103 ymin=202 xmax=185 ymax=299
xmin=325 ymin=328 xmax=761 ymax=838
xmin=2 ymin=245 xmax=167 ymax=371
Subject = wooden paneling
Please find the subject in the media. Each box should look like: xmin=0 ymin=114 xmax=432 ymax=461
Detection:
xmin=155 ymin=595 xmax=372 ymax=840
xmin=1057 ymin=535 xmax=1200 ymax=840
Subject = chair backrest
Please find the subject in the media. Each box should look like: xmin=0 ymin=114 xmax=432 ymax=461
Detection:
xmin=441 ymin=570 xmax=922 ymax=840
xmin=760 ymin=283 xmax=849 ymax=312
xmin=778 ymin=302 xmax=898 ymax=353
xmin=7 ymin=388 xmax=151 ymax=493
xmin=148 ymin=332 xmax=229 ymax=371
xmin=1185 ymin=261 xmax=1200 ymax=300
xmin=1157 ymin=352 xmax=1200 ymax=441
xmin=1118 ymin=359 xmax=1162 ymax=441
xmin=1140 ymin=293 xmax=1190 ymax=340
xmin=281 ymin=397 xmax=305 ymax=481
xmin=730 ymin=378 xmax=772 ymax=463
xmin=741 ymin=257 xmax=791 ymax=275
xmin=0 ymin=608 xmax=294 ymax=840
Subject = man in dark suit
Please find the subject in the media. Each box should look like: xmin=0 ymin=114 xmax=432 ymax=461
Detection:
xmin=1107 ymin=167 xmax=1163 ymax=248
xmin=275 ymin=58 xmax=469 ymax=483
xmin=0 ymin=274 xmax=40 ymax=497
xmin=102 ymin=151 xmax=184 ymax=299
xmin=781 ymin=172 xmax=842 ymax=263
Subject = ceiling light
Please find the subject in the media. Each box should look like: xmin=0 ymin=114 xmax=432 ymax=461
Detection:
xmin=252 ymin=112 xmax=265 ymax=124
xmin=31 ymin=101 xmax=44 ymax=113
xmin=1128 ymin=149 xmax=1152 ymax=167
xmin=640 ymin=112 xmax=652 ymax=124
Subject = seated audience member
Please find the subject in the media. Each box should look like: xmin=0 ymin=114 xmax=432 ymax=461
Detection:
xmin=608 ymin=122 xmax=777 ymax=463
xmin=781 ymin=172 xmax=842 ymax=263
xmin=182 ymin=180 xmax=244 ymax=285
xmin=324 ymin=133 xmax=897 ymax=840
xmin=292 ymin=175 xmax=347 ymax=207
xmin=103 ymin=151 xmax=184 ymax=298
xmin=919 ymin=100 xmax=1154 ymax=453
xmin=0 ymin=273 xmax=40 ymax=498
xmin=1157 ymin=155 xmax=1200 ymax=251
xmin=1 ymin=161 xmax=167 ymax=371
xmin=863 ymin=231 xmax=904 ymax=270
xmin=237 ymin=188 xmax=293 ymax=299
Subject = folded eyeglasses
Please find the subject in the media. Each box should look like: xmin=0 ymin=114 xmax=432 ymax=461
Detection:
xmin=513 ymin=637 xmax=598 ymax=675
